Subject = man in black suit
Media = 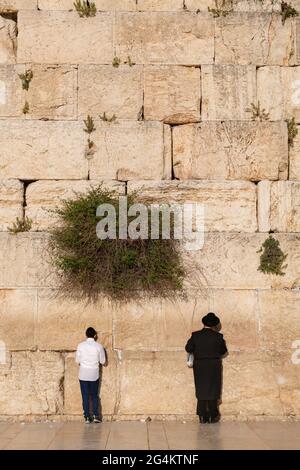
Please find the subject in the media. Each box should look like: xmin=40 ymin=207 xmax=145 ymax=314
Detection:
xmin=185 ymin=312 xmax=227 ymax=424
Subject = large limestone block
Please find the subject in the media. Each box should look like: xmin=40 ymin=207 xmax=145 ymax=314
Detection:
xmin=115 ymin=12 xmax=214 ymax=65
xmin=25 ymin=65 xmax=77 ymax=120
xmin=222 ymin=352 xmax=283 ymax=417
xmin=127 ymin=180 xmax=257 ymax=232
xmin=215 ymin=13 xmax=295 ymax=65
xmin=37 ymin=290 xmax=113 ymax=351
xmin=270 ymin=181 xmax=300 ymax=232
xmin=137 ymin=0 xmax=184 ymax=10
xmin=118 ymin=351 xmax=196 ymax=415
xmin=0 ymin=0 xmax=37 ymax=10
xmin=210 ymin=289 xmax=258 ymax=350
xmin=288 ymin=125 xmax=300 ymax=179
xmin=257 ymin=66 xmax=300 ymax=122
xmin=201 ymin=65 xmax=256 ymax=120
xmin=0 ymin=233 xmax=55 ymax=288
xmin=89 ymin=121 xmax=171 ymax=180
xmin=0 ymin=351 xmax=64 ymax=415
xmin=173 ymin=122 xmax=288 ymax=181
xmin=183 ymin=233 xmax=300 ymax=290
xmin=26 ymin=180 xmax=125 ymax=231
xmin=78 ymin=65 xmax=143 ymax=120
xmin=37 ymin=0 xmax=137 ymax=10
xmin=113 ymin=294 xmax=210 ymax=351
xmin=184 ymin=0 xmax=215 ymax=10
xmin=271 ymin=351 xmax=300 ymax=416
xmin=0 ymin=15 xmax=16 ymax=63
xmin=258 ymin=180 xmax=300 ymax=232
xmin=0 ymin=289 xmax=36 ymax=351
xmin=17 ymin=11 xmax=113 ymax=64
xmin=0 ymin=120 xmax=88 ymax=180
xmin=0 ymin=179 xmax=23 ymax=231
xmin=64 ymin=352 xmax=118 ymax=415
xmin=0 ymin=64 xmax=23 ymax=117
xmin=144 ymin=66 xmax=200 ymax=124
xmin=258 ymin=289 xmax=300 ymax=351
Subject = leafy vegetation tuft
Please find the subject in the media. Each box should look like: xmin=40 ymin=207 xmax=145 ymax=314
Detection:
xmin=258 ymin=235 xmax=288 ymax=276
xmin=280 ymin=2 xmax=298 ymax=24
xmin=8 ymin=216 xmax=32 ymax=234
xmin=48 ymin=186 xmax=185 ymax=301
xmin=286 ymin=117 xmax=298 ymax=148
xmin=246 ymin=101 xmax=270 ymax=121
xmin=73 ymin=0 xmax=96 ymax=18
xmin=18 ymin=69 xmax=33 ymax=91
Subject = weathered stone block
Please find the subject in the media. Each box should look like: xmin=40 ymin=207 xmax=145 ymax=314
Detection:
xmin=37 ymin=289 xmax=113 ymax=351
xmin=0 ymin=0 xmax=37 ymax=10
xmin=113 ymin=295 xmax=210 ymax=351
xmin=259 ymin=180 xmax=300 ymax=233
xmin=0 ymin=351 xmax=64 ymax=415
xmin=127 ymin=180 xmax=257 ymax=232
xmin=222 ymin=352 xmax=283 ymax=417
xmin=64 ymin=352 xmax=118 ymax=415
xmin=258 ymin=289 xmax=300 ymax=351
xmin=288 ymin=125 xmax=300 ymax=179
xmin=118 ymin=351 xmax=196 ymax=415
xmin=89 ymin=121 xmax=171 ymax=180
xmin=210 ymin=289 xmax=258 ymax=350
xmin=270 ymin=181 xmax=300 ymax=233
xmin=0 ymin=289 xmax=36 ymax=351
xmin=137 ymin=0 xmax=184 ymax=10
xmin=0 ymin=179 xmax=23 ymax=231
xmin=271 ymin=351 xmax=300 ymax=416
xmin=0 ymin=233 xmax=55 ymax=288
xmin=173 ymin=122 xmax=288 ymax=181
xmin=17 ymin=11 xmax=113 ymax=64
xmin=257 ymin=180 xmax=271 ymax=233
xmin=115 ymin=12 xmax=214 ymax=65
xmin=26 ymin=180 xmax=125 ymax=231
xmin=183 ymin=233 xmax=300 ymax=290
xmin=144 ymin=66 xmax=200 ymax=124
xmin=0 ymin=65 xmax=24 ymax=117
xmin=26 ymin=65 xmax=77 ymax=120
xmin=201 ymin=65 xmax=256 ymax=120
xmin=215 ymin=13 xmax=295 ymax=65
xmin=0 ymin=120 xmax=88 ymax=180
xmin=257 ymin=66 xmax=300 ymax=122
xmin=37 ymin=0 xmax=137 ymax=10
xmin=78 ymin=65 xmax=143 ymax=120
xmin=0 ymin=15 xmax=16 ymax=63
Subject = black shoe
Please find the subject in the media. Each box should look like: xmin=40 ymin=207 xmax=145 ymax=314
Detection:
xmin=84 ymin=416 xmax=92 ymax=424
xmin=199 ymin=416 xmax=209 ymax=424
xmin=209 ymin=414 xmax=221 ymax=424
xmin=93 ymin=416 xmax=101 ymax=423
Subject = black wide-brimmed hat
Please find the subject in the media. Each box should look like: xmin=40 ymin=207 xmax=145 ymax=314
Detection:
xmin=202 ymin=312 xmax=220 ymax=327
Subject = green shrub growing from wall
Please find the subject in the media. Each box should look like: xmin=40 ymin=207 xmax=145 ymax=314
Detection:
xmin=258 ymin=235 xmax=288 ymax=276
xmin=49 ymin=186 xmax=185 ymax=301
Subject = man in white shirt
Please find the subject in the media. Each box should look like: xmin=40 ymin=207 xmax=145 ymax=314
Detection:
xmin=76 ymin=327 xmax=106 ymax=424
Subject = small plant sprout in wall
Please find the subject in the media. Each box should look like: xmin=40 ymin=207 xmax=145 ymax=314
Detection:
xmin=84 ymin=115 xmax=96 ymax=155
xmin=208 ymin=0 xmax=232 ymax=17
xmin=73 ymin=0 xmax=96 ymax=18
xmin=257 ymin=235 xmax=288 ymax=276
xmin=99 ymin=112 xmax=117 ymax=123
xmin=112 ymin=57 xmax=121 ymax=68
xmin=18 ymin=69 xmax=33 ymax=91
xmin=22 ymin=101 xmax=29 ymax=115
xmin=280 ymin=2 xmax=298 ymax=24
xmin=8 ymin=216 xmax=32 ymax=234
xmin=124 ymin=56 xmax=135 ymax=67
xmin=286 ymin=117 xmax=298 ymax=148
xmin=246 ymin=101 xmax=270 ymax=121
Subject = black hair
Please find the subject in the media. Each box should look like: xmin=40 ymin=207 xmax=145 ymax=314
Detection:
xmin=86 ymin=327 xmax=97 ymax=338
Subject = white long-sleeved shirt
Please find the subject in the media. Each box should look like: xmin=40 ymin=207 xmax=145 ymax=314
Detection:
xmin=75 ymin=338 xmax=106 ymax=381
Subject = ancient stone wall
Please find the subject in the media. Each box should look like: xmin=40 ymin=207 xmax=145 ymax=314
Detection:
xmin=0 ymin=0 xmax=300 ymax=420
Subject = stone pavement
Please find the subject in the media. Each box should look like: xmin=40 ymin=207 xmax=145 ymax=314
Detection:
xmin=0 ymin=421 xmax=299 ymax=450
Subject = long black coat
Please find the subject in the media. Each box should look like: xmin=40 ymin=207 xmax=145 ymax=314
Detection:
xmin=185 ymin=328 xmax=227 ymax=400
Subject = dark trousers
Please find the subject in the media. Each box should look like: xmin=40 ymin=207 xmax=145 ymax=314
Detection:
xmin=197 ymin=399 xmax=219 ymax=420
xmin=79 ymin=379 xmax=99 ymax=418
